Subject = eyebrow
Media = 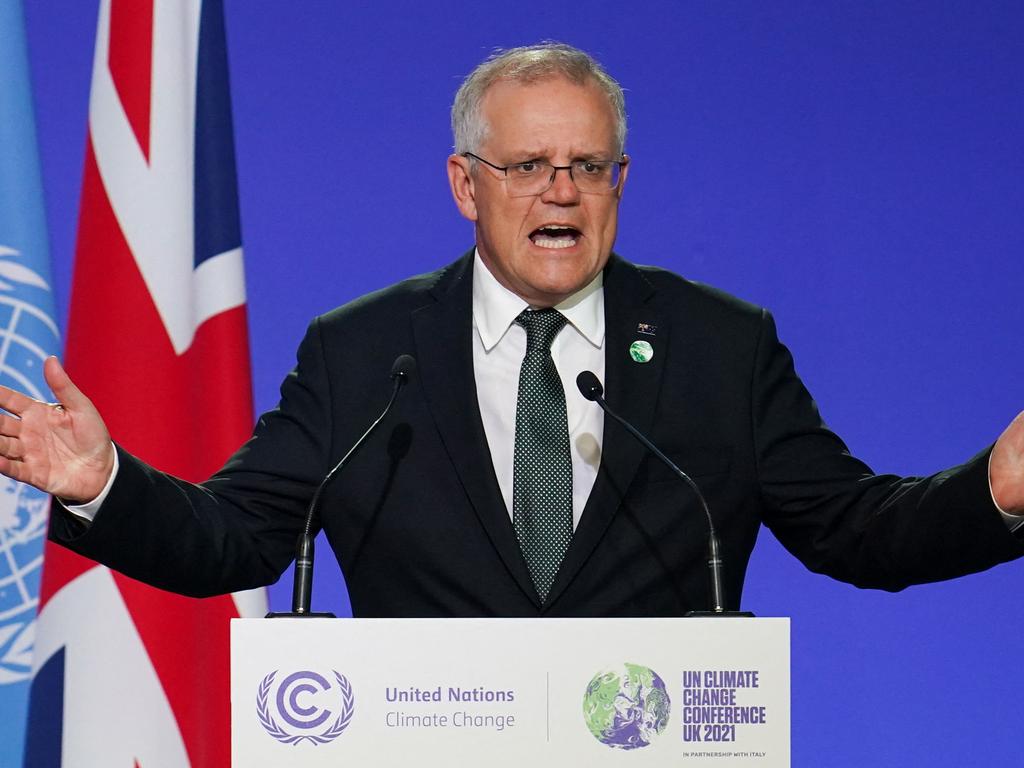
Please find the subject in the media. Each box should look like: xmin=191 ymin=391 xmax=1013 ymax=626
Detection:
xmin=505 ymin=150 xmax=615 ymax=163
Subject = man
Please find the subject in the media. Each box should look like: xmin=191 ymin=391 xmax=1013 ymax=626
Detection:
xmin=1 ymin=43 xmax=1022 ymax=615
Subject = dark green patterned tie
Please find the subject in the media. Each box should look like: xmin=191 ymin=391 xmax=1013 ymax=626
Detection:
xmin=513 ymin=308 xmax=572 ymax=603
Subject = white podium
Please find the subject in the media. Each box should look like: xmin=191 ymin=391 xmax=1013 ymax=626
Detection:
xmin=231 ymin=617 xmax=789 ymax=767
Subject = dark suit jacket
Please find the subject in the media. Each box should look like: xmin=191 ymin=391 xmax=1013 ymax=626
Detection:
xmin=51 ymin=251 xmax=1024 ymax=615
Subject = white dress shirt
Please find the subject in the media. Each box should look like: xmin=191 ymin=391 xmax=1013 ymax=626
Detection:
xmin=471 ymin=251 xmax=604 ymax=529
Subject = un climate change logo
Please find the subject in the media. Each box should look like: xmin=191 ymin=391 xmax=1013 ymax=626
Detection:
xmin=583 ymin=663 xmax=671 ymax=750
xmin=0 ymin=248 xmax=59 ymax=688
xmin=257 ymin=669 xmax=355 ymax=745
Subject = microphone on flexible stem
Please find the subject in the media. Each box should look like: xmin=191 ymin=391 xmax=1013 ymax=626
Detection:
xmin=267 ymin=354 xmax=417 ymax=618
xmin=576 ymin=371 xmax=752 ymax=617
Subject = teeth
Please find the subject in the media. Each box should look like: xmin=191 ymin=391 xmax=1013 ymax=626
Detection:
xmin=533 ymin=236 xmax=578 ymax=249
xmin=531 ymin=224 xmax=579 ymax=249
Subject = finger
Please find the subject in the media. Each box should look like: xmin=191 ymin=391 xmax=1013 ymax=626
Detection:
xmin=0 ymin=456 xmax=31 ymax=485
xmin=0 ymin=383 xmax=36 ymax=417
xmin=0 ymin=413 xmax=21 ymax=437
xmin=43 ymin=356 xmax=92 ymax=412
xmin=0 ymin=435 xmax=24 ymax=461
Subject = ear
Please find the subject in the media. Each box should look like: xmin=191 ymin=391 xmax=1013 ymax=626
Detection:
xmin=615 ymin=154 xmax=630 ymax=199
xmin=447 ymin=154 xmax=478 ymax=221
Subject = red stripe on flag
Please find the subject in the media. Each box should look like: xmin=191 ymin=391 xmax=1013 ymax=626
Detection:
xmin=108 ymin=0 xmax=155 ymax=162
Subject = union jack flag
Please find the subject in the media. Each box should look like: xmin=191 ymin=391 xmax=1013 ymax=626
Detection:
xmin=24 ymin=1 xmax=265 ymax=765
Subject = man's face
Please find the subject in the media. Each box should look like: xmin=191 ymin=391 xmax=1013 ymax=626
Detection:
xmin=448 ymin=76 xmax=628 ymax=307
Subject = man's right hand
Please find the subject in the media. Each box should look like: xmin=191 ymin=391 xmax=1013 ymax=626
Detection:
xmin=0 ymin=356 xmax=114 ymax=504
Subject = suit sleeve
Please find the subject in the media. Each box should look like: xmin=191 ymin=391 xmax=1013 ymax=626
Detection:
xmin=752 ymin=309 xmax=1024 ymax=590
xmin=48 ymin=318 xmax=336 ymax=597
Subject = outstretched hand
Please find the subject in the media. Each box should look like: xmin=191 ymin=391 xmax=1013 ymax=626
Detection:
xmin=0 ymin=356 xmax=113 ymax=504
xmin=991 ymin=411 xmax=1024 ymax=516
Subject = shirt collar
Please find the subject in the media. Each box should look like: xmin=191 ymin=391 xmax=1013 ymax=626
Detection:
xmin=472 ymin=249 xmax=605 ymax=352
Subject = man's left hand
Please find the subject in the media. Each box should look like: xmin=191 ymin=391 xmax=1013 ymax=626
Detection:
xmin=991 ymin=411 xmax=1024 ymax=515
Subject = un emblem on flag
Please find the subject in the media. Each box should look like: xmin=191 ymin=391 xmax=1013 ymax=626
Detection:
xmin=0 ymin=248 xmax=60 ymax=686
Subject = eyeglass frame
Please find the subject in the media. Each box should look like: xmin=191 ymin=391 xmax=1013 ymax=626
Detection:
xmin=462 ymin=152 xmax=628 ymax=197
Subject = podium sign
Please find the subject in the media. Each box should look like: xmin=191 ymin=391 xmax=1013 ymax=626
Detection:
xmin=231 ymin=617 xmax=789 ymax=767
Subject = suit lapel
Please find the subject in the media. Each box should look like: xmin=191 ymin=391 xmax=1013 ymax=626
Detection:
xmin=411 ymin=252 xmax=541 ymax=608
xmin=545 ymin=256 xmax=667 ymax=610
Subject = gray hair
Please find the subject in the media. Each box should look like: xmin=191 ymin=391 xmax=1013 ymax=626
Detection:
xmin=451 ymin=42 xmax=627 ymax=156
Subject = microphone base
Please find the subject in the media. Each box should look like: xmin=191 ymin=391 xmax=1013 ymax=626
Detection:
xmin=685 ymin=610 xmax=756 ymax=617
xmin=264 ymin=611 xmax=337 ymax=619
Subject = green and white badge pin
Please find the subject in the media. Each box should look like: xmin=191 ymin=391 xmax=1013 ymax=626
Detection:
xmin=629 ymin=340 xmax=654 ymax=363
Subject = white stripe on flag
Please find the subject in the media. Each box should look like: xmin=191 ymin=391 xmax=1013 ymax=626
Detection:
xmin=32 ymin=568 xmax=190 ymax=767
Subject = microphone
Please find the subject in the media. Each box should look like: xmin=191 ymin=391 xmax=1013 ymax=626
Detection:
xmin=267 ymin=354 xmax=417 ymax=618
xmin=576 ymin=371 xmax=751 ymax=617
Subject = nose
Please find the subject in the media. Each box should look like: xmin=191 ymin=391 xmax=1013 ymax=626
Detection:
xmin=540 ymin=166 xmax=580 ymax=205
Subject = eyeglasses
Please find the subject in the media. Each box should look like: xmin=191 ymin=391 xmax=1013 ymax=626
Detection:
xmin=463 ymin=152 xmax=627 ymax=197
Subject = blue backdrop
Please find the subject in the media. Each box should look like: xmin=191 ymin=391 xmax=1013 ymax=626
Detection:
xmin=23 ymin=1 xmax=1024 ymax=764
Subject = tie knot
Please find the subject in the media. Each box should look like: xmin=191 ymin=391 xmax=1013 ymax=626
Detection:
xmin=516 ymin=308 xmax=567 ymax=352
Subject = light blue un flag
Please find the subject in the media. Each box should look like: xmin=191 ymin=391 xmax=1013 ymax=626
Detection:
xmin=0 ymin=1 xmax=61 ymax=763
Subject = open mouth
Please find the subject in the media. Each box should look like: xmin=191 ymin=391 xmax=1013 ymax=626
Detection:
xmin=529 ymin=225 xmax=581 ymax=250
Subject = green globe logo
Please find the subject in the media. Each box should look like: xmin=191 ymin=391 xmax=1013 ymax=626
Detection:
xmin=583 ymin=663 xmax=671 ymax=750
